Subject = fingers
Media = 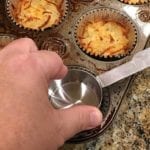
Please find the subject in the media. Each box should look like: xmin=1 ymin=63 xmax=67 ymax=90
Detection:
xmin=57 ymin=105 xmax=103 ymax=141
xmin=1 ymin=38 xmax=67 ymax=81
xmin=36 ymin=50 xmax=68 ymax=80
xmin=3 ymin=38 xmax=38 ymax=53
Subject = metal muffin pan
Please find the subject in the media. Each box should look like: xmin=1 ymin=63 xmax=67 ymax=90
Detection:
xmin=0 ymin=0 xmax=149 ymax=143
xmin=0 ymin=33 xmax=17 ymax=49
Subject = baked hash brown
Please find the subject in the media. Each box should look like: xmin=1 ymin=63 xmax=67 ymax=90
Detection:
xmin=121 ymin=0 xmax=149 ymax=4
xmin=77 ymin=20 xmax=130 ymax=57
xmin=11 ymin=0 xmax=64 ymax=30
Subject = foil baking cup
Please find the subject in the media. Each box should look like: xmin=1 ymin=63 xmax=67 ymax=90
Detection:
xmin=6 ymin=0 xmax=69 ymax=31
xmin=74 ymin=7 xmax=138 ymax=61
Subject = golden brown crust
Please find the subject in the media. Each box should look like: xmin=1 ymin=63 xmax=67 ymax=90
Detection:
xmin=11 ymin=0 xmax=64 ymax=30
xmin=77 ymin=20 xmax=130 ymax=57
xmin=121 ymin=0 xmax=149 ymax=4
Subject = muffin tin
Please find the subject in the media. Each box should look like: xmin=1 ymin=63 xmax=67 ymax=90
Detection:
xmin=0 ymin=0 xmax=149 ymax=143
xmin=41 ymin=36 xmax=70 ymax=59
xmin=0 ymin=33 xmax=16 ymax=49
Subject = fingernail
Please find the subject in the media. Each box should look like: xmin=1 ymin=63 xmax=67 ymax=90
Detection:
xmin=90 ymin=110 xmax=102 ymax=127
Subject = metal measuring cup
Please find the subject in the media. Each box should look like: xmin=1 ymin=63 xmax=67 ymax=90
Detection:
xmin=48 ymin=47 xmax=150 ymax=109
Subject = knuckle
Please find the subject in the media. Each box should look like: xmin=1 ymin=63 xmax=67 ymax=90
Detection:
xmin=49 ymin=51 xmax=64 ymax=69
xmin=21 ymin=38 xmax=35 ymax=45
xmin=8 ymin=53 xmax=37 ymax=72
xmin=49 ymin=51 xmax=62 ymax=63
xmin=10 ymin=53 xmax=28 ymax=65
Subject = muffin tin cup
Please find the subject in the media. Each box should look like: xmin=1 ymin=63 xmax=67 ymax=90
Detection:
xmin=0 ymin=34 xmax=17 ymax=50
xmin=118 ymin=0 xmax=150 ymax=5
xmin=74 ymin=7 xmax=138 ymax=61
xmin=6 ymin=0 xmax=69 ymax=31
xmin=41 ymin=36 xmax=70 ymax=58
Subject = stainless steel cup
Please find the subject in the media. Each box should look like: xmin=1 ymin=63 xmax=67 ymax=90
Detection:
xmin=49 ymin=48 xmax=150 ymax=109
xmin=49 ymin=66 xmax=103 ymax=108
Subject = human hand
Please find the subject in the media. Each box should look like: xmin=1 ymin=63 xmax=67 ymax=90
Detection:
xmin=0 ymin=38 xmax=102 ymax=150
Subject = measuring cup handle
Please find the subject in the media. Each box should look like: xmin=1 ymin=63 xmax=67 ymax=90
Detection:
xmin=97 ymin=47 xmax=150 ymax=88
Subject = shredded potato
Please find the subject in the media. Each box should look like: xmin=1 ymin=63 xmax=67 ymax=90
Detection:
xmin=77 ymin=20 xmax=129 ymax=57
xmin=12 ymin=0 xmax=63 ymax=30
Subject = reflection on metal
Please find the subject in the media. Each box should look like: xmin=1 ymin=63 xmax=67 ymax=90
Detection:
xmin=49 ymin=67 xmax=101 ymax=109
xmin=41 ymin=37 xmax=69 ymax=58
xmin=138 ymin=9 xmax=150 ymax=22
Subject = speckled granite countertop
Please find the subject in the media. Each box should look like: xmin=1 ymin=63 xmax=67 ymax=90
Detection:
xmin=60 ymin=68 xmax=150 ymax=150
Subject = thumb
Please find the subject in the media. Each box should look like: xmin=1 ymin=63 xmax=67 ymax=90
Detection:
xmin=58 ymin=105 xmax=102 ymax=140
